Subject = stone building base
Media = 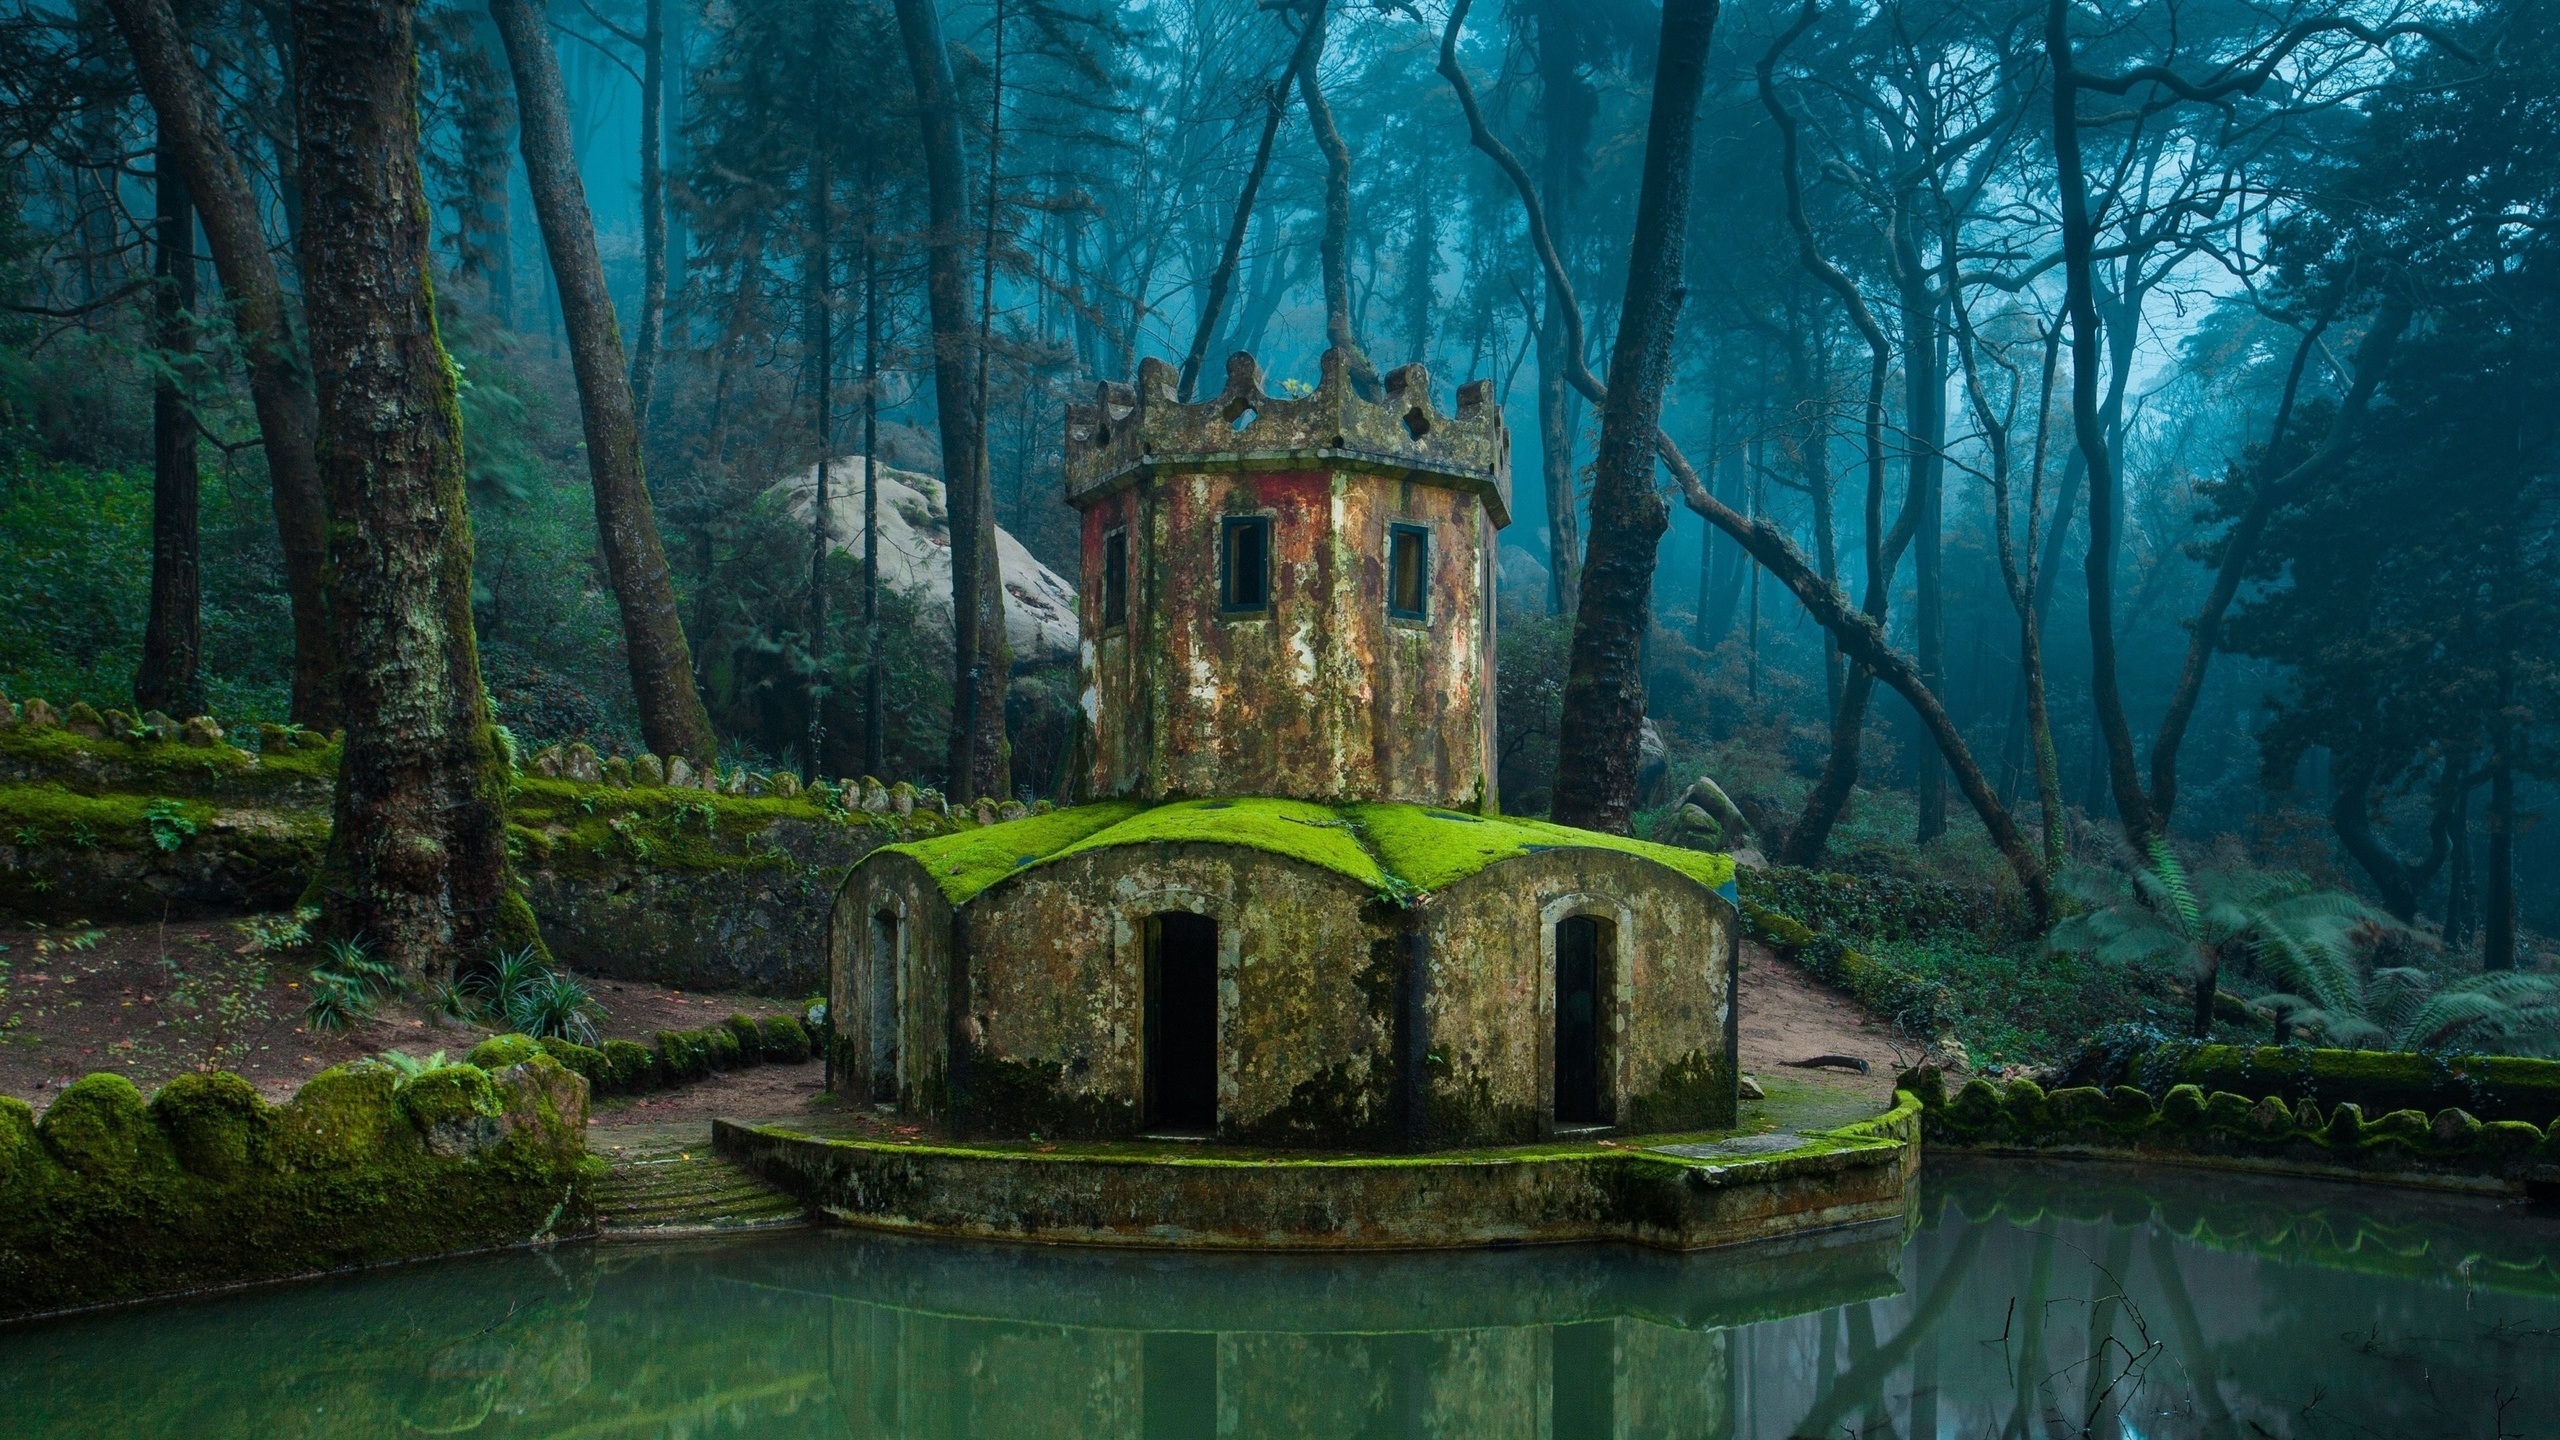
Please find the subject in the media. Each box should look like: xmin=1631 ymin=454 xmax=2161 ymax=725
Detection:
xmin=714 ymin=1093 xmax=1918 ymax=1252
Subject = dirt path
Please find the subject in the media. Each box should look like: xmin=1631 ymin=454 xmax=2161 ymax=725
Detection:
xmin=0 ymin=916 xmax=809 ymax=1108
xmin=1734 ymin=939 xmax=1907 ymax=1117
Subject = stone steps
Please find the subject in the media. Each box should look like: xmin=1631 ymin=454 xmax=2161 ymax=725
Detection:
xmin=594 ymin=1136 xmax=807 ymax=1237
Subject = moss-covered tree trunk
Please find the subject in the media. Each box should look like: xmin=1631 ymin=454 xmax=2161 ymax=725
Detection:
xmin=135 ymin=139 xmax=203 ymax=717
xmin=293 ymin=0 xmax=527 ymax=979
xmin=106 ymin=0 xmax=338 ymax=728
xmin=488 ymin=0 xmax=717 ymax=767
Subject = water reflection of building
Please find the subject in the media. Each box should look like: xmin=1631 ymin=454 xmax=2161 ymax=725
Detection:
xmin=798 ymin=1225 xmax=1902 ymax=1438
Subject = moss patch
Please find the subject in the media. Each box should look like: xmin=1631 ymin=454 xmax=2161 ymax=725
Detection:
xmin=1351 ymin=803 xmax=1736 ymax=897
xmin=883 ymin=796 xmax=1739 ymax=908
xmin=0 ymin=1057 xmax=595 ymax=1319
xmin=884 ymin=799 xmax=1149 ymax=903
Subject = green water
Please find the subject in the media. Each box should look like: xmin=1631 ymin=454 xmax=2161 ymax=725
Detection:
xmin=5 ymin=1158 xmax=2557 ymax=1438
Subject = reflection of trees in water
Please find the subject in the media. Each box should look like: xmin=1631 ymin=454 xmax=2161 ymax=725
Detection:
xmin=7 ymin=1170 xmax=2560 ymax=1440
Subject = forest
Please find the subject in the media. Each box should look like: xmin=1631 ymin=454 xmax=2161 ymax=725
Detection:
xmin=0 ymin=0 xmax=2554 ymax=1064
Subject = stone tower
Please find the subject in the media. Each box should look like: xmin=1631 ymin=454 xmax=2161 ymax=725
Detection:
xmin=1063 ymin=349 xmax=1512 ymax=809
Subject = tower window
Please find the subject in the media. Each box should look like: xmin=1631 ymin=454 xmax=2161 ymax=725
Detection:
xmin=1100 ymin=528 xmax=1128 ymax=629
xmin=1220 ymin=515 xmax=1272 ymax=613
xmin=1388 ymin=523 xmax=1430 ymax=622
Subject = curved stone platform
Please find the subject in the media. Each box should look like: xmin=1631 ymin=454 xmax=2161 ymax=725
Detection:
xmin=713 ymin=1093 xmax=1918 ymax=1252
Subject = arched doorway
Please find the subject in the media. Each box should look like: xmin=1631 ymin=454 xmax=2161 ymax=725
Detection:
xmin=1145 ymin=912 xmax=1219 ymax=1132
xmin=1554 ymin=915 xmax=1613 ymax=1126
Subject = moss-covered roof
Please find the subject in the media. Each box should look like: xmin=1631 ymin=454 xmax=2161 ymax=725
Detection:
xmin=885 ymin=797 xmax=1737 ymax=907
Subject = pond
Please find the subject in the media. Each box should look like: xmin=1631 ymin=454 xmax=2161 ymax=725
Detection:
xmin=4 ymin=1158 xmax=2556 ymax=1438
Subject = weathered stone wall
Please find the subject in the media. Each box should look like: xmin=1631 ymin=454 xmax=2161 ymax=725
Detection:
xmin=1080 ymin=468 xmax=1495 ymax=810
xmin=1065 ymin=349 xmax=1508 ymax=811
xmin=834 ymin=836 xmax=1736 ymax=1149
xmin=718 ymin=1091 xmax=1918 ymax=1250
xmin=951 ymin=844 xmax=1390 ymax=1144
xmin=1 ymin=1055 xmax=593 ymax=1319
xmin=1422 ymin=850 xmax=1734 ymax=1143
xmin=829 ymin=851 xmax=957 ymax=1113
xmin=0 ymin=714 xmax=954 ymax=996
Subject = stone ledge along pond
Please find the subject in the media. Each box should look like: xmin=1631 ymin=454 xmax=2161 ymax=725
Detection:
xmin=3 ymin=1157 xmax=2557 ymax=1438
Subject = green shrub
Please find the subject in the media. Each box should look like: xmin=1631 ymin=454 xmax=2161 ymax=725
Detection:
xmin=657 ymin=1029 xmax=710 ymax=1082
xmin=601 ymin=1039 xmax=658 ymax=1091
xmin=704 ymin=1024 xmax=743 ymax=1071
xmin=396 ymin=1065 xmax=502 ymax=1130
xmin=147 ymin=1071 xmax=267 ymax=1181
xmin=758 ymin=1013 xmax=813 ymax=1063
xmin=37 ymin=1073 xmax=162 ymax=1179
xmin=466 ymin=1034 xmax=544 ymax=1071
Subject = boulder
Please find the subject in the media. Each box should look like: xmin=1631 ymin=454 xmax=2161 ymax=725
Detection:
xmin=633 ymin=753 xmax=666 ymax=786
xmin=21 ymin=698 xmax=57 ymax=729
xmin=563 ymin=743 xmax=603 ymax=784
xmin=664 ymin=755 xmax=695 ymax=789
xmin=530 ymin=745 xmax=565 ymax=778
xmin=774 ymin=457 xmax=1080 ymax=663
xmin=102 ymin=708 xmax=138 ymax=738
xmin=63 ymin=702 xmax=104 ymax=736
xmin=139 ymin=709 xmax=180 ymax=742
xmin=890 ymin=781 xmax=916 ymax=817
xmin=769 ymin=771 xmax=801 ymax=797
xmin=860 ymin=777 xmax=891 ymax=814
xmin=602 ymin=755 xmax=633 ymax=788
xmin=180 ymin=714 xmax=224 ymax=748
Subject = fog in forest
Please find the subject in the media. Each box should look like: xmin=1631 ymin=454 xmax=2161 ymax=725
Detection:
xmin=2 ymin=0 xmax=2555 ymax=1055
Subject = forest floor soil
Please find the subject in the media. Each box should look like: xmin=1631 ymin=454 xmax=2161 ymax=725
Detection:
xmin=1734 ymin=939 xmax=1910 ymax=1129
xmin=0 ymin=914 xmax=807 ymax=1108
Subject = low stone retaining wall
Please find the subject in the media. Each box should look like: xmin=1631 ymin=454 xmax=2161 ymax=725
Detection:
xmin=1903 ymin=1063 xmax=2560 ymax=1196
xmin=0 ymin=713 xmax=1013 ymax=995
xmin=0 ymin=1054 xmax=598 ymax=1321
xmin=716 ymin=1094 xmax=1921 ymax=1252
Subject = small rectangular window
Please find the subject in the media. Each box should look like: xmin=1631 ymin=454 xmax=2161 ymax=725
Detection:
xmin=1101 ymin=529 xmax=1128 ymax=629
xmin=1220 ymin=516 xmax=1271 ymax=613
xmin=1388 ymin=523 xmax=1430 ymax=622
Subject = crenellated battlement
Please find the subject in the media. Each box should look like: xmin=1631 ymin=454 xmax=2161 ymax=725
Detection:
xmin=1064 ymin=349 xmax=1511 ymax=526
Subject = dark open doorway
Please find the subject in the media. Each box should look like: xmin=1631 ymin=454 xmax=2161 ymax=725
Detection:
xmin=867 ymin=910 xmax=899 ymax=1104
xmin=1145 ymin=912 xmax=1219 ymax=1132
xmin=1555 ymin=915 xmax=1609 ymax=1126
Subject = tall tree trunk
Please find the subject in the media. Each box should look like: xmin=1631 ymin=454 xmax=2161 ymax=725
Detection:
xmin=293 ymin=0 xmax=527 ymax=976
xmin=2046 ymin=0 xmax=2156 ymax=843
xmin=106 ymin=0 xmax=338 ymax=728
xmin=2144 ymin=302 xmax=2408 ymax=825
xmin=1401 ymin=153 xmax=1435 ymax=365
xmin=805 ymin=0 xmax=834 ymax=782
xmin=628 ymin=0 xmax=666 ymax=424
xmin=2484 ymin=751 xmax=2516 ymax=972
xmin=892 ymin=0 xmax=1010 ymax=802
xmin=863 ymin=222 xmax=885 ymax=780
xmin=1760 ymin=6 xmax=1898 ymax=867
xmin=1532 ymin=1 xmax=1589 ymax=616
xmin=1895 ymin=215 xmax=1946 ymax=844
xmin=489 ymin=0 xmax=718 ymax=766
xmin=1293 ymin=0 xmax=1380 ymax=398
xmin=136 ymin=141 xmax=204 ymax=717
xmin=1548 ymin=0 xmax=1720 ymax=834
xmin=1177 ymin=83 xmax=1285 ymax=402
xmin=2444 ymin=783 xmax=2474 ymax=949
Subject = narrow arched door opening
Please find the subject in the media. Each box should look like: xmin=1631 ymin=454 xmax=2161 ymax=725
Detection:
xmin=1554 ymin=915 xmax=1611 ymax=1126
xmin=1145 ymin=912 xmax=1219 ymax=1133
